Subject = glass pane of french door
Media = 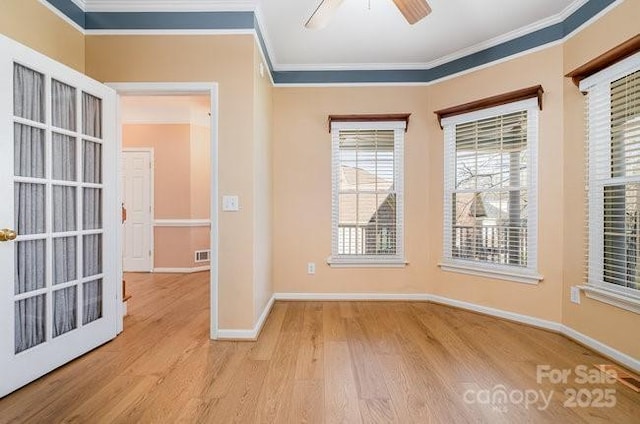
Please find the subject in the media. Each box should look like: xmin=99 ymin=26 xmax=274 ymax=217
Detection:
xmin=12 ymin=63 xmax=105 ymax=354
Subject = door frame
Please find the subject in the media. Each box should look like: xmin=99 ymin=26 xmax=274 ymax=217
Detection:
xmin=108 ymin=82 xmax=219 ymax=340
xmin=122 ymin=148 xmax=155 ymax=273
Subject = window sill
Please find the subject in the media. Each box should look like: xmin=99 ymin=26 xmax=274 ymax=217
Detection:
xmin=578 ymin=285 xmax=640 ymax=315
xmin=438 ymin=261 xmax=543 ymax=285
xmin=327 ymin=257 xmax=408 ymax=268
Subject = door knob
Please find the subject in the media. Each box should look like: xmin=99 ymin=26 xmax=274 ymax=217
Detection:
xmin=0 ymin=229 xmax=17 ymax=242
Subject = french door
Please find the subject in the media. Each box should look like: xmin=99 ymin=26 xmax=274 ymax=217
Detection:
xmin=0 ymin=35 xmax=119 ymax=397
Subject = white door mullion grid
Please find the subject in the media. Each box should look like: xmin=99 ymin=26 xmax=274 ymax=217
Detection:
xmin=0 ymin=34 xmax=118 ymax=397
xmin=44 ymin=72 xmax=54 ymax=345
xmin=75 ymin=81 xmax=83 ymax=331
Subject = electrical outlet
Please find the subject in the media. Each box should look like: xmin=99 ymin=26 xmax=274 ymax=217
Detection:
xmin=570 ymin=286 xmax=581 ymax=304
xmin=307 ymin=262 xmax=316 ymax=275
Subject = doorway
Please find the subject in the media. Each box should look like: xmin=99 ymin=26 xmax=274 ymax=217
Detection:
xmin=110 ymin=83 xmax=219 ymax=340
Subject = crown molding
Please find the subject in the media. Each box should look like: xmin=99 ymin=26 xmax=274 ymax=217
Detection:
xmin=274 ymin=62 xmax=434 ymax=71
xmin=83 ymin=0 xmax=257 ymax=12
xmin=559 ymin=0 xmax=590 ymax=20
xmin=253 ymin=6 xmax=276 ymax=70
xmin=84 ymin=29 xmax=254 ymax=35
xmin=69 ymin=0 xmax=86 ymax=10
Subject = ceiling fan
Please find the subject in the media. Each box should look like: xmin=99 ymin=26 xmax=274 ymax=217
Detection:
xmin=305 ymin=0 xmax=432 ymax=29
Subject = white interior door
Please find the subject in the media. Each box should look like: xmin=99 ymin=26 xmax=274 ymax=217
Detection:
xmin=122 ymin=150 xmax=152 ymax=272
xmin=0 ymin=35 xmax=119 ymax=397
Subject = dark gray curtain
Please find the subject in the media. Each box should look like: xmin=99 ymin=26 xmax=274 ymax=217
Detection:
xmin=13 ymin=65 xmax=44 ymax=123
xmin=54 ymin=237 xmax=76 ymax=285
xmin=15 ymin=295 xmax=46 ymax=353
xmin=83 ymin=280 xmax=102 ymax=325
xmin=83 ymin=141 xmax=102 ymax=183
xmin=82 ymin=92 xmax=102 ymax=138
xmin=83 ymin=188 xmax=102 ymax=230
xmin=52 ymin=80 xmax=76 ymax=131
xmin=82 ymin=93 xmax=103 ymax=324
xmin=13 ymin=65 xmax=47 ymax=353
xmin=53 ymin=186 xmax=76 ymax=233
xmin=14 ymin=123 xmax=44 ymax=178
xmin=52 ymin=133 xmax=76 ymax=181
xmin=53 ymin=287 xmax=77 ymax=338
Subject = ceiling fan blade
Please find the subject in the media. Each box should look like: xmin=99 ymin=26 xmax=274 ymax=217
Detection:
xmin=305 ymin=0 xmax=345 ymax=29
xmin=392 ymin=0 xmax=432 ymax=25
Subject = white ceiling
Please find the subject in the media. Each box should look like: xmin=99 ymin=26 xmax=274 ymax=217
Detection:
xmin=259 ymin=0 xmax=583 ymax=70
xmin=76 ymin=0 xmax=587 ymax=71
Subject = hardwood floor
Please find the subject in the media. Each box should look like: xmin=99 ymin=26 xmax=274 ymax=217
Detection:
xmin=1 ymin=272 xmax=638 ymax=423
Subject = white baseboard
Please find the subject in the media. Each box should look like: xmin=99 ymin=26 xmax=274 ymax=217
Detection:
xmin=217 ymin=295 xmax=276 ymax=340
xmin=153 ymin=266 xmax=210 ymax=273
xmin=425 ymin=294 xmax=564 ymax=333
xmin=561 ymin=324 xmax=640 ymax=374
xmin=265 ymin=292 xmax=639 ymax=373
xmin=275 ymin=292 xmax=430 ymax=301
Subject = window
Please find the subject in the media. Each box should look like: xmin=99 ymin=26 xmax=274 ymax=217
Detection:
xmin=329 ymin=121 xmax=405 ymax=266
xmin=581 ymin=52 xmax=640 ymax=312
xmin=441 ymin=98 xmax=540 ymax=283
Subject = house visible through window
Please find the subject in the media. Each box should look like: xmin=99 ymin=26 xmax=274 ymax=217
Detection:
xmin=441 ymin=98 xmax=539 ymax=282
xmin=330 ymin=121 xmax=405 ymax=265
xmin=582 ymin=53 xmax=640 ymax=307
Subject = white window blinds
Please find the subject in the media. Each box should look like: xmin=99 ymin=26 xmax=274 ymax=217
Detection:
xmin=442 ymin=98 xmax=539 ymax=280
xmin=582 ymin=52 xmax=640 ymax=299
xmin=330 ymin=121 xmax=405 ymax=265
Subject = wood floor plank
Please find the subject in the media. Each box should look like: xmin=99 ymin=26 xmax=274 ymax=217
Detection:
xmin=324 ymin=341 xmax=363 ymax=424
xmin=358 ymin=398 xmax=398 ymax=424
xmin=253 ymin=303 xmax=304 ymax=423
xmin=1 ymin=273 xmax=638 ymax=423
xmin=345 ymin=314 xmax=392 ymax=400
xmin=285 ymin=379 xmax=324 ymax=424
xmin=295 ymin=302 xmax=324 ymax=380
xmin=250 ymin=302 xmax=288 ymax=361
xmin=323 ymin=301 xmax=346 ymax=342
xmin=203 ymin=359 xmax=270 ymax=423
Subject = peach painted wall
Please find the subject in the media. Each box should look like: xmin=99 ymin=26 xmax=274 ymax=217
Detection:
xmin=190 ymin=125 xmax=211 ymax=219
xmin=86 ymin=35 xmax=259 ymax=330
xmin=123 ymin=123 xmax=211 ymax=269
xmin=253 ymin=45 xmax=274 ymax=320
xmin=273 ymin=86 xmax=430 ymax=295
xmin=561 ymin=0 xmax=640 ymax=360
xmin=124 ymin=124 xmax=191 ymax=218
xmin=273 ymin=46 xmax=564 ymax=324
xmin=425 ymin=46 xmax=565 ymax=323
xmin=0 ymin=0 xmax=84 ymax=72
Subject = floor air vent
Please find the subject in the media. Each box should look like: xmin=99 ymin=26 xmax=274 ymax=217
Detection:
xmin=595 ymin=364 xmax=640 ymax=392
xmin=195 ymin=250 xmax=211 ymax=263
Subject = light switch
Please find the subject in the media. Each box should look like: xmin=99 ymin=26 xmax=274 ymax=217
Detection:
xmin=222 ymin=195 xmax=239 ymax=211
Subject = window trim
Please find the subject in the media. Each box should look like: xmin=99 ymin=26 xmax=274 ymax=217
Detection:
xmin=440 ymin=97 xmax=541 ymax=284
xmin=329 ymin=120 xmax=406 ymax=267
xmin=580 ymin=51 xmax=640 ymax=313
